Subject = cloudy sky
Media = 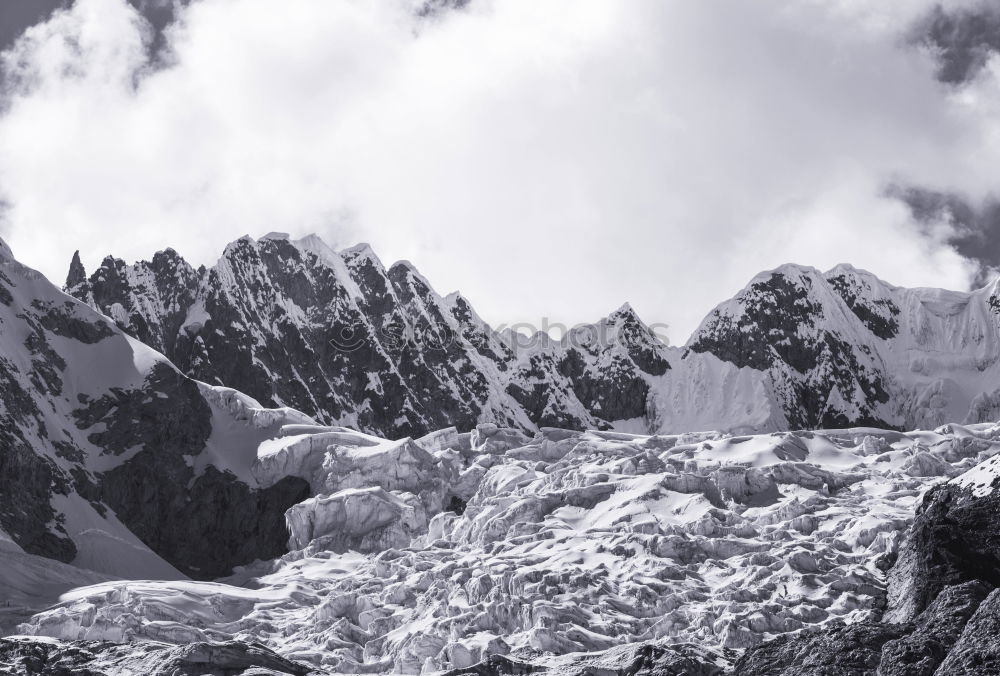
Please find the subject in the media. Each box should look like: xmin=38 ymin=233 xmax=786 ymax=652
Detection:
xmin=1 ymin=0 xmax=1000 ymax=340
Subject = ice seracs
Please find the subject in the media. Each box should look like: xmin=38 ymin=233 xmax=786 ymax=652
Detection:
xmin=17 ymin=419 xmax=1000 ymax=673
xmin=286 ymin=486 xmax=424 ymax=552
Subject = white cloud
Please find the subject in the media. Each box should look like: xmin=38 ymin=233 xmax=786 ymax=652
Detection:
xmin=0 ymin=0 xmax=997 ymax=340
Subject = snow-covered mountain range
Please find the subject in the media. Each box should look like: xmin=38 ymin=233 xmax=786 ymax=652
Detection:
xmin=5 ymin=232 xmax=1000 ymax=673
xmin=66 ymin=233 xmax=1000 ymax=438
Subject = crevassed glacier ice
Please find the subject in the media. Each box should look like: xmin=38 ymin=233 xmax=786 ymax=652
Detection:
xmin=16 ymin=420 xmax=1000 ymax=673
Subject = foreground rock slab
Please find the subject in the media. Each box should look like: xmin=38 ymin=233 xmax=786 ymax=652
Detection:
xmin=0 ymin=637 xmax=312 ymax=676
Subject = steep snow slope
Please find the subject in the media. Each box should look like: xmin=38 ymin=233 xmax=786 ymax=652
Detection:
xmin=687 ymin=263 xmax=1000 ymax=432
xmin=0 ymin=237 xmax=310 ymax=583
xmin=18 ymin=419 xmax=1000 ymax=673
xmin=687 ymin=264 xmax=891 ymax=430
xmin=0 ymin=534 xmax=113 ymax=634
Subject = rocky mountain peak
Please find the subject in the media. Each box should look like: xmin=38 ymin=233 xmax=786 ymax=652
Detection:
xmin=687 ymin=265 xmax=893 ymax=428
xmin=64 ymin=234 xmax=693 ymax=436
xmin=62 ymin=233 xmax=1000 ymax=437
xmin=341 ymin=241 xmax=378 ymax=260
xmin=64 ymin=250 xmax=90 ymax=301
xmin=824 ymin=263 xmax=902 ymax=339
xmin=65 ymin=250 xmax=87 ymax=288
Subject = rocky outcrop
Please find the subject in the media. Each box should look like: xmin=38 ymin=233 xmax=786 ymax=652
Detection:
xmin=0 ymin=637 xmax=310 ymax=675
xmin=65 ymin=236 xmax=521 ymax=437
xmin=884 ymin=483 xmax=1000 ymax=623
xmin=688 ymin=263 xmax=1000 ymax=432
xmin=731 ymin=623 xmax=910 ymax=676
xmin=878 ymin=581 xmax=991 ymax=676
xmin=444 ymin=643 xmax=723 ymax=676
xmin=933 ymin=588 xmax=1000 ymax=674
xmin=731 ymin=581 xmax=993 ymax=675
xmin=731 ymin=583 xmax=998 ymax=676
xmin=65 ymin=249 xmax=201 ymax=359
xmin=688 ymin=267 xmax=891 ymax=430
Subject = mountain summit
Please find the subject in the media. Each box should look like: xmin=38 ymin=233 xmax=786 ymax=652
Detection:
xmin=66 ymin=235 xmax=1000 ymax=436
xmin=65 ymin=234 xmax=672 ymax=436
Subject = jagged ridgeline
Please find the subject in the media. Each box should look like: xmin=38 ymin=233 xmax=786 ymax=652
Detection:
xmin=67 ymin=233 xmax=1000 ymax=437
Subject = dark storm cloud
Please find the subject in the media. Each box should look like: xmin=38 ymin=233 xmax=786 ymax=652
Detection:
xmin=889 ymin=185 xmax=1000 ymax=285
xmin=131 ymin=0 xmax=190 ymax=63
xmin=898 ymin=3 xmax=1000 ymax=287
xmin=912 ymin=3 xmax=1000 ymax=85
xmin=0 ymin=1 xmax=64 ymax=51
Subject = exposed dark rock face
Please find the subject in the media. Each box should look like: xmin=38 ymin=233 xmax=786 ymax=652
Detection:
xmin=0 ymin=310 xmax=79 ymax=561
xmin=80 ymin=250 xmax=201 ymax=357
xmin=64 ymin=251 xmax=89 ymax=297
xmin=67 ymin=362 xmax=310 ymax=579
xmin=557 ymin=349 xmax=649 ymax=422
xmin=934 ymin=588 xmax=1000 ymax=674
xmin=74 ymin=362 xmax=212 ymax=457
xmin=0 ymin=637 xmax=311 ymax=675
xmin=878 ymin=581 xmax=991 ymax=676
xmin=688 ymin=268 xmax=892 ymax=430
xmin=103 ymin=454 xmax=309 ymax=579
xmin=68 ymin=236 xmax=674 ymax=437
xmin=690 ymin=272 xmax=823 ymax=373
xmin=504 ymin=351 xmax=590 ymax=429
xmin=614 ymin=306 xmax=671 ymax=376
xmin=32 ymin=299 xmax=116 ymax=344
xmin=885 ymin=483 xmax=1000 ymax=623
xmin=731 ymin=583 xmax=996 ymax=676
xmin=443 ymin=655 xmax=543 ymax=675
xmin=827 ymin=272 xmax=900 ymax=340
xmin=445 ymin=643 xmax=723 ymax=676
xmin=67 ymin=237 xmax=1000 ymax=437
xmin=0 ymin=423 xmax=75 ymax=562
xmin=731 ymin=623 xmax=910 ymax=676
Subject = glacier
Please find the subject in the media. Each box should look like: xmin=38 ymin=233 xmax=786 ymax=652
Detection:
xmin=14 ymin=419 xmax=1000 ymax=674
